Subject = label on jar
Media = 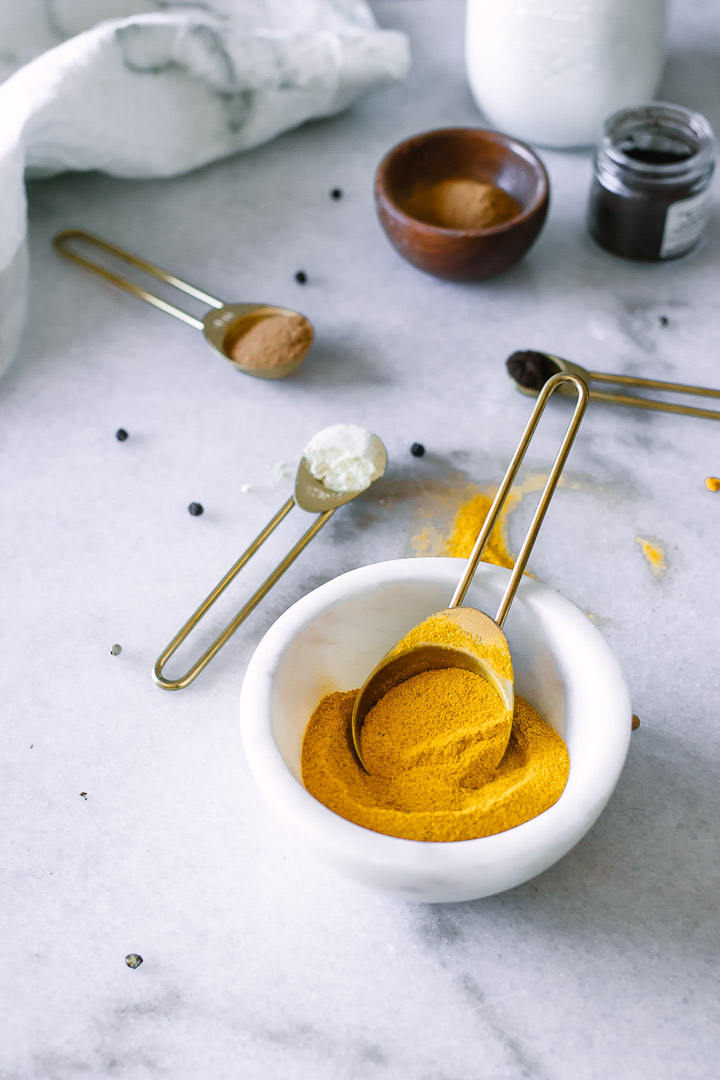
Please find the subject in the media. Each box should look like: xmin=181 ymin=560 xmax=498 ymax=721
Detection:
xmin=660 ymin=188 xmax=712 ymax=258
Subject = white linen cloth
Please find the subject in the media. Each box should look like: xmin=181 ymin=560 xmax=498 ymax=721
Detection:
xmin=0 ymin=0 xmax=409 ymax=375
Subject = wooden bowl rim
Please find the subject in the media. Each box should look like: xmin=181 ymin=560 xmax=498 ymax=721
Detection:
xmin=375 ymin=126 xmax=550 ymax=237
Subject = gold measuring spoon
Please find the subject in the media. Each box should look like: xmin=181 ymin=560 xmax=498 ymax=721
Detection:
xmin=507 ymin=349 xmax=720 ymax=421
xmin=153 ymin=431 xmax=388 ymax=691
xmin=351 ymin=373 xmax=588 ymax=771
xmin=53 ymin=229 xmax=313 ymax=379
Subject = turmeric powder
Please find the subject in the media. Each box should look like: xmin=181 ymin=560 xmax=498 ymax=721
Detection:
xmin=301 ymin=613 xmax=569 ymax=842
xmin=388 ymin=611 xmax=513 ymax=681
xmin=446 ymin=491 xmax=517 ymax=567
xmin=302 ymin=687 xmax=568 ymax=842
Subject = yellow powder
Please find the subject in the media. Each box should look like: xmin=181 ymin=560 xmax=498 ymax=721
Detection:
xmin=705 ymin=476 xmax=720 ymax=493
xmin=361 ymin=669 xmax=511 ymax=789
xmin=635 ymin=535 xmax=667 ymax=579
xmin=446 ymin=491 xmax=517 ymax=567
xmin=300 ymin=609 xmax=567 ymax=843
xmin=388 ymin=610 xmax=513 ymax=681
xmin=301 ymin=688 xmax=569 ymax=842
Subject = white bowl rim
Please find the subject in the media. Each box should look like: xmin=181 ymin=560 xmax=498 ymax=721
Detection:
xmin=240 ymin=558 xmax=632 ymax=874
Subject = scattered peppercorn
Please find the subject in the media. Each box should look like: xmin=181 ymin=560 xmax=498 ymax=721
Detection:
xmin=330 ymin=188 xmax=343 ymax=200
xmin=188 ymin=502 xmax=204 ymax=516
xmin=80 ymin=792 xmax=88 ymax=799
xmin=125 ymin=954 xmax=143 ymax=969
xmin=294 ymin=270 xmax=307 ymax=285
xmin=115 ymin=428 xmax=128 ymax=441
xmin=705 ymin=477 xmax=720 ymax=492
xmin=658 ymin=315 xmax=669 ymax=327
xmin=632 ymin=714 xmax=641 ymax=731
xmin=411 ymin=443 xmax=425 ymax=458
xmin=110 ymin=643 xmax=122 ymax=656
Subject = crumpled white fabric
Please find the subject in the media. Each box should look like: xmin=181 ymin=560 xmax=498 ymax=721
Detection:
xmin=0 ymin=0 xmax=409 ymax=375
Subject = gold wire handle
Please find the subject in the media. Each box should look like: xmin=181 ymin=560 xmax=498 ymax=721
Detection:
xmin=585 ymin=387 xmax=720 ymax=421
xmin=152 ymin=499 xmax=337 ymax=690
xmin=589 ymin=369 xmax=720 ymax=398
xmin=450 ymin=372 xmax=589 ymax=627
xmin=517 ymin=352 xmax=720 ymax=422
xmin=53 ymin=228 xmax=224 ymax=330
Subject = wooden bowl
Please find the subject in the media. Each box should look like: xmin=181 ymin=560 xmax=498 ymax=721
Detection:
xmin=374 ymin=128 xmax=550 ymax=282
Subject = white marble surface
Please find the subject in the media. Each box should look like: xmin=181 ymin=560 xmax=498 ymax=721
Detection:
xmin=2 ymin=1 xmax=719 ymax=1076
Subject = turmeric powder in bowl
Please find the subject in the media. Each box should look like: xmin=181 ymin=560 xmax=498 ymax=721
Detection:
xmin=301 ymin=612 xmax=569 ymax=842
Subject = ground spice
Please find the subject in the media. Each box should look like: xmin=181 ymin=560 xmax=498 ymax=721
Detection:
xmin=301 ymin=612 xmax=568 ymax=842
xmin=446 ymin=491 xmax=517 ymax=567
xmin=387 ymin=611 xmax=513 ymax=680
xmin=227 ymin=313 xmax=313 ymax=371
xmin=302 ymin=689 xmax=568 ymax=842
xmin=361 ymin=669 xmax=510 ymax=790
xmin=406 ymin=178 xmax=521 ymax=230
xmin=635 ymin=535 xmax=667 ymax=578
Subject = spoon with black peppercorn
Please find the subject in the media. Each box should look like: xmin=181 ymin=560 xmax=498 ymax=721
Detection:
xmin=507 ymin=349 xmax=720 ymax=421
xmin=53 ymin=229 xmax=313 ymax=379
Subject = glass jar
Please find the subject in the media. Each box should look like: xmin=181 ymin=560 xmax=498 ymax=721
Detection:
xmin=465 ymin=0 xmax=668 ymax=149
xmin=587 ymin=103 xmax=715 ymax=261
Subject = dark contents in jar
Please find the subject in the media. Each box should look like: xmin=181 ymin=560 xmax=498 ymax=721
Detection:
xmin=506 ymin=350 xmax=560 ymax=392
xmin=618 ymin=133 xmax=693 ymax=167
xmin=622 ymin=148 xmax=692 ymax=165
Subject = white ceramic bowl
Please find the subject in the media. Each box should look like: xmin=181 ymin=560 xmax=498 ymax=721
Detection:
xmin=239 ymin=559 xmax=631 ymax=903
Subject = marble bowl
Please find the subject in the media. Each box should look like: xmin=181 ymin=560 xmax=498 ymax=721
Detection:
xmin=239 ymin=559 xmax=631 ymax=903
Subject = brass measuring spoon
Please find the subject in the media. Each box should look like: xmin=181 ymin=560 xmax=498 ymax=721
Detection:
xmin=153 ymin=433 xmax=388 ymax=691
xmin=351 ymin=373 xmax=588 ymax=771
xmin=507 ymin=349 xmax=720 ymax=421
xmin=53 ymin=229 xmax=313 ymax=379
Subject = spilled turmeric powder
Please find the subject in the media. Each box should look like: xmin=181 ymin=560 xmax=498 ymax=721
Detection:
xmin=635 ymin=535 xmax=667 ymax=579
xmin=446 ymin=491 xmax=517 ymax=566
xmin=301 ymin=612 xmax=569 ymax=842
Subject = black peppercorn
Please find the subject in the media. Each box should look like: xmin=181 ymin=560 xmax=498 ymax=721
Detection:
xmin=115 ymin=429 xmax=128 ymax=441
xmin=188 ymin=502 xmax=204 ymax=516
xmin=294 ymin=270 xmax=307 ymax=285
xmin=330 ymin=188 xmax=343 ymax=200
xmin=410 ymin=443 xmax=425 ymax=458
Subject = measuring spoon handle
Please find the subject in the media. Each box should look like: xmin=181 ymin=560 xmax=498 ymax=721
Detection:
xmin=588 ymin=387 xmax=720 ymax=421
xmin=450 ymin=373 xmax=589 ymax=626
xmin=53 ymin=229 xmax=224 ymax=330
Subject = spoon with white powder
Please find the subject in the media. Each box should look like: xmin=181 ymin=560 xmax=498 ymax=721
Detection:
xmin=153 ymin=424 xmax=387 ymax=691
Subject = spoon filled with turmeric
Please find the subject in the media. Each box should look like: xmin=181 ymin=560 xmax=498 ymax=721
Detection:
xmin=53 ymin=229 xmax=313 ymax=379
xmin=351 ymin=373 xmax=589 ymax=771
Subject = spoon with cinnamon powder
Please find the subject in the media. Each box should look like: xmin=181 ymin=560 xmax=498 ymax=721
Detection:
xmin=53 ymin=229 xmax=313 ymax=379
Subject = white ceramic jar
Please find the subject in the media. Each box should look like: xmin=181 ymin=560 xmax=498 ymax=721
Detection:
xmin=465 ymin=0 xmax=668 ymax=148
